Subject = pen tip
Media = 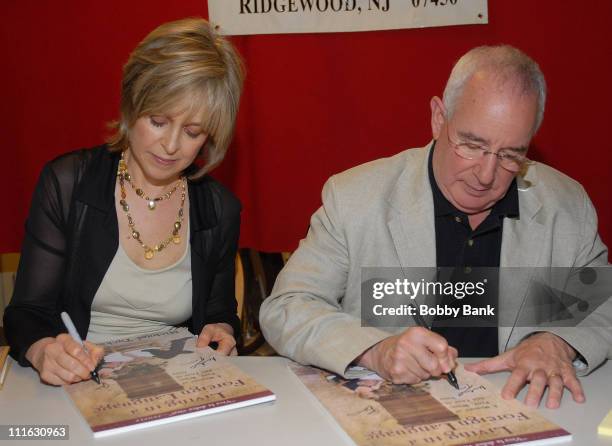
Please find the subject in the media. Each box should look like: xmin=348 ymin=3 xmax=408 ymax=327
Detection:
xmin=447 ymin=372 xmax=459 ymax=390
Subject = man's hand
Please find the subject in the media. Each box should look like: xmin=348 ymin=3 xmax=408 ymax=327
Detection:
xmin=196 ymin=323 xmax=237 ymax=356
xmin=26 ymin=335 xmax=104 ymax=386
xmin=465 ymin=332 xmax=583 ymax=409
xmin=357 ymin=327 xmax=457 ymax=384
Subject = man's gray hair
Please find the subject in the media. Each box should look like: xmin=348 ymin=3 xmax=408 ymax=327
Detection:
xmin=443 ymin=45 xmax=547 ymax=134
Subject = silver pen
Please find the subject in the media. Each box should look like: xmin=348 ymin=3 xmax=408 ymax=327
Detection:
xmin=60 ymin=312 xmax=101 ymax=384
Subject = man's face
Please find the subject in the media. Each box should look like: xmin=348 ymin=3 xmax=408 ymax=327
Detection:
xmin=430 ymin=72 xmax=538 ymax=215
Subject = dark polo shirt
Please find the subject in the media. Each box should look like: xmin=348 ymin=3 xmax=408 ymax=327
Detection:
xmin=428 ymin=143 xmax=519 ymax=357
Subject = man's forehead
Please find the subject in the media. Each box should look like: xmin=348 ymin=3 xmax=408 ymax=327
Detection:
xmin=449 ymin=87 xmax=537 ymax=149
xmin=459 ymin=70 xmax=538 ymax=106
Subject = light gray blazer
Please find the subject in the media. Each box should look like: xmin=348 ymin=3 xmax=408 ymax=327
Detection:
xmin=260 ymin=144 xmax=611 ymax=377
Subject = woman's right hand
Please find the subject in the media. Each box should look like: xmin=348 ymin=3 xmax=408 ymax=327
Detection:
xmin=25 ymin=335 xmax=104 ymax=386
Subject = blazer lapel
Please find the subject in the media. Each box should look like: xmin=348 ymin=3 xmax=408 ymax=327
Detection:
xmin=386 ymin=144 xmax=437 ymax=325
xmin=387 ymin=144 xmax=436 ymax=269
xmin=499 ymin=172 xmax=545 ymax=350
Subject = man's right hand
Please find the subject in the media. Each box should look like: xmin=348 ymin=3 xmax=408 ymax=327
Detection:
xmin=25 ymin=335 xmax=104 ymax=386
xmin=356 ymin=327 xmax=458 ymax=384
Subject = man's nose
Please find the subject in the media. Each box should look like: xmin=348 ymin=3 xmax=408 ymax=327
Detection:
xmin=474 ymin=153 xmax=498 ymax=186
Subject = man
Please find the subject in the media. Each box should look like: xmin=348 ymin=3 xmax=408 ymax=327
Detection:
xmin=260 ymin=45 xmax=611 ymax=409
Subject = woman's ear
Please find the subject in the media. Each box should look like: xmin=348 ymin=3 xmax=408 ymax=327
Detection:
xmin=198 ymin=136 xmax=209 ymax=158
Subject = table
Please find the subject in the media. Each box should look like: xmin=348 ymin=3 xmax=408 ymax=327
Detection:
xmin=1 ymin=357 xmax=611 ymax=445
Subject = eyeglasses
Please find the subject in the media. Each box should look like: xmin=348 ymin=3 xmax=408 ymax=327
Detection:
xmin=444 ymin=121 xmax=531 ymax=173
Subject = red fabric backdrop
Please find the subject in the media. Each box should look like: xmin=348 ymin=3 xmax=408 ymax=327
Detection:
xmin=2 ymin=1 xmax=611 ymax=255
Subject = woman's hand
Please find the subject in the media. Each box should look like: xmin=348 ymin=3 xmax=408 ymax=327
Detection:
xmin=196 ymin=323 xmax=237 ymax=356
xmin=25 ymin=335 xmax=104 ymax=386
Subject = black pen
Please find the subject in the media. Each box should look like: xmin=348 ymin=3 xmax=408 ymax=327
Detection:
xmin=410 ymin=305 xmax=459 ymax=390
xmin=60 ymin=312 xmax=101 ymax=384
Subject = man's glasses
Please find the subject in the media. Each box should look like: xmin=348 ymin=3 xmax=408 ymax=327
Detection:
xmin=444 ymin=121 xmax=530 ymax=173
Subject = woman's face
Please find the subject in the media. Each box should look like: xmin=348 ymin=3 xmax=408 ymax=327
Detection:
xmin=127 ymin=103 xmax=207 ymax=187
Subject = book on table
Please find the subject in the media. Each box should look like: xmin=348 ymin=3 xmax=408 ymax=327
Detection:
xmin=290 ymin=362 xmax=571 ymax=446
xmin=599 ymin=410 xmax=612 ymax=437
xmin=63 ymin=327 xmax=275 ymax=437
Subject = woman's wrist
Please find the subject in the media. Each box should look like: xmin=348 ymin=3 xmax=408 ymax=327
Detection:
xmin=25 ymin=337 xmax=55 ymax=370
xmin=214 ymin=322 xmax=234 ymax=336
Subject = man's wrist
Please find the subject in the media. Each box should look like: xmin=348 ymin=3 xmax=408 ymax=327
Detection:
xmin=548 ymin=333 xmax=578 ymax=361
xmin=530 ymin=332 xmax=577 ymax=361
xmin=354 ymin=346 xmax=374 ymax=369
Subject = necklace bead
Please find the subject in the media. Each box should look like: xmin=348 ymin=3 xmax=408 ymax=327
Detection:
xmin=117 ymin=152 xmax=186 ymax=260
xmin=120 ymin=152 xmax=181 ymax=211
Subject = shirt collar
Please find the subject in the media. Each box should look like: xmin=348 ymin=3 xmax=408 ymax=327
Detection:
xmin=428 ymin=141 xmax=519 ymax=219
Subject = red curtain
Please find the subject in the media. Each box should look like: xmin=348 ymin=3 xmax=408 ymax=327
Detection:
xmin=2 ymin=0 xmax=611 ymax=255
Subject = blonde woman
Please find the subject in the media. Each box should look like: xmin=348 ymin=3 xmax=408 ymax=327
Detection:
xmin=4 ymin=18 xmax=245 ymax=385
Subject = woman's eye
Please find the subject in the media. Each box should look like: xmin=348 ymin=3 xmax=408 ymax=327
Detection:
xmin=185 ymin=127 xmax=203 ymax=139
xmin=150 ymin=116 xmax=166 ymax=127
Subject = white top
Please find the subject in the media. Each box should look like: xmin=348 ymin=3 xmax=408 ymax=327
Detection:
xmin=86 ymin=241 xmax=192 ymax=343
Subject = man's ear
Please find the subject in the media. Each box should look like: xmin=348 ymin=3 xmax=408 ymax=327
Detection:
xmin=430 ymin=96 xmax=446 ymax=140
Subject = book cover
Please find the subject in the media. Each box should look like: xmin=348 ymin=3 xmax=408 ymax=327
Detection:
xmin=598 ymin=410 xmax=612 ymax=437
xmin=290 ymin=363 xmax=571 ymax=446
xmin=0 ymin=346 xmax=10 ymax=390
xmin=64 ymin=328 xmax=275 ymax=437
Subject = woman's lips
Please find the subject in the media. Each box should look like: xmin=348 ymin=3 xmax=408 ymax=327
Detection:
xmin=152 ymin=154 xmax=177 ymax=166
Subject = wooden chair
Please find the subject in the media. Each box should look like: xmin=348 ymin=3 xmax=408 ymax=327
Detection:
xmin=235 ymin=249 xmax=290 ymax=355
xmin=0 ymin=253 xmax=20 ymax=345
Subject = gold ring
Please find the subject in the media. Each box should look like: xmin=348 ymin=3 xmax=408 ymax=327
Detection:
xmin=548 ymin=372 xmax=560 ymax=379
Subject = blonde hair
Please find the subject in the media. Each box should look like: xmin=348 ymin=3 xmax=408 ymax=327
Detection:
xmin=107 ymin=17 xmax=245 ymax=179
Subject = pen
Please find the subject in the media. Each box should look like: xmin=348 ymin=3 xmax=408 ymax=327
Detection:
xmin=410 ymin=304 xmax=459 ymax=390
xmin=60 ymin=312 xmax=101 ymax=384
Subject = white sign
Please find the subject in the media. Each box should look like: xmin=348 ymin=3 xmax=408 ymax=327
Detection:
xmin=208 ymin=0 xmax=488 ymax=36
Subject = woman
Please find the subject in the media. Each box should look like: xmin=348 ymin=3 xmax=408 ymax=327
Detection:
xmin=4 ymin=17 xmax=245 ymax=386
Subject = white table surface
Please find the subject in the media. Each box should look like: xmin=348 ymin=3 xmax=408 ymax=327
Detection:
xmin=1 ymin=356 xmax=611 ymax=445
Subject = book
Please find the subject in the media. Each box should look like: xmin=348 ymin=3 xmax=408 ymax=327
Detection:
xmin=599 ymin=410 xmax=612 ymax=436
xmin=290 ymin=363 xmax=571 ymax=446
xmin=0 ymin=346 xmax=10 ymax=390
xmin=64 ymin=327 xmax=275 ymax=437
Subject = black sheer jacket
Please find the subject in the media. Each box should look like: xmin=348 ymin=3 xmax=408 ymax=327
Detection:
xmin=4 ymin=145 xmax=241 ymax=366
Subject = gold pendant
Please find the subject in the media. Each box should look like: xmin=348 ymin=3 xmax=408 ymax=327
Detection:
xmin=144 ymin=249 xmax=154 ymax=260
xmin=148 ymin=200 xmax=156 ymax=210
xmin=173 ymin=235 xmax=181 ymax=244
